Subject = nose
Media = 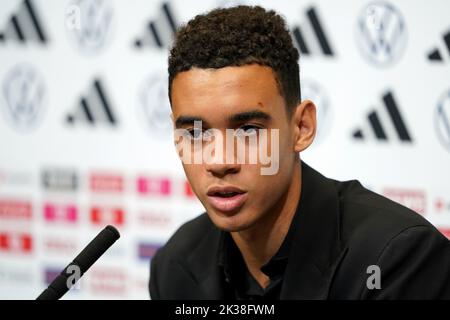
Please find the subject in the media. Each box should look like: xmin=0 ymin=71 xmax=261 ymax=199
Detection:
xmin=205 ymin=161 xmax=241 ymax=178
xmin=203 ymin=129 xmax=241 ymax=177
xmin=204 ymin=143 xmax=241 ymax=177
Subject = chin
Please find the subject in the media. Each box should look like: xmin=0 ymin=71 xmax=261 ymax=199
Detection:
xmin=207 ymin=209 xmax=255 ymax=232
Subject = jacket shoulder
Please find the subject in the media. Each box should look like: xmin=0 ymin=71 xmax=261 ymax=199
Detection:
xmin=157 ymin=212 xmax=215 ymax=259
xmin=149 ymin=212 xmax=218 ymax=299
xmin=334 ymin=179 xmax=433 ymax=243
xmin=328 ymin=179 xmax=450 ymax=299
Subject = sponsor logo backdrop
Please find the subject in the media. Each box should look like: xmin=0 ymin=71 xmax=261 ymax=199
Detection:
xmin=0 ymin=0 xmax=449 ymax=299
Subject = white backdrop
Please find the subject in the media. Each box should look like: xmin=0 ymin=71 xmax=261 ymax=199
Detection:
xmin=0 ymin=0 xmax=449 ymax=299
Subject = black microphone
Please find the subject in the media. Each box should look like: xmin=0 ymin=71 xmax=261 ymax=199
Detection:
xmin=36 ymin=225 xmax=120 ymax=300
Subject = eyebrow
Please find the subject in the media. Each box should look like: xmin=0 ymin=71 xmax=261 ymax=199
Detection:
xmin=228 ymin=110 xmax=271 ymax=123
xmin=175 ymin=115 xmax=206 ymax=128
xmin=174 ymin=109 xmax=271 ymax=128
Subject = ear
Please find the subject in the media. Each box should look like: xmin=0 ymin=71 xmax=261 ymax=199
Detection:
xmin=292 ymin=99 xmax=317 ymax=153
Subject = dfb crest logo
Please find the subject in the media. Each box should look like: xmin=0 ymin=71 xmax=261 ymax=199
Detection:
xmin=301 ymin=79 xmax=331 ymax=143
xmin=136 ymin=73 xmax=172 ymax=137
xmin=66 ymin=0 xmax=114 ymax=54
xmin=1 ymin=64 xmax=46 ymax=132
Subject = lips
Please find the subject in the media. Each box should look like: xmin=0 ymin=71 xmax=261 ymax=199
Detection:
xmin=206 ymin=185 xmax=247 ymax=213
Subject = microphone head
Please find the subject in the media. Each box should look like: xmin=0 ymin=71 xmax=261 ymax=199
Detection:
xmin=105 ymin=225 xmax=120 ymax=240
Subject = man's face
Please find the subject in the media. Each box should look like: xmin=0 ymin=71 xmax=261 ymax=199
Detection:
xmin=170 ymin=65 xmax=299 ymax=232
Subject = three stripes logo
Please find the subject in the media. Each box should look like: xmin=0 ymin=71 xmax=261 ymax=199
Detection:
xmin=66 ymin=78 xmax=118 ymax=127
xmin=292 ymin=7 xmax=335 ymax=57
xmin=427 ymin=29 xmax=450 ymax=63
xmin=352 ymin=91 xmax=413 ymax=143
xmin=134 ymin=2 xmax=178 ymax=49
xmin=0 ymin=0 xmax=48 ymax=44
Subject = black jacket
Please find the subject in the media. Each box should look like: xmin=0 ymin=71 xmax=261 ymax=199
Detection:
xmin=149 ymin=162 xmax=450 ymax=299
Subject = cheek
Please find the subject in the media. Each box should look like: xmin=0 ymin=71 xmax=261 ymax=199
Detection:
xmin=182 ymin=164 xmax=205 ymax=194
xmin=263 ymin=125 xmax=292 ymax=150
xmin=244 ymin=166 xmax=289 ymax=197
xmin=277 ymin=125 xmax=294 ymax=150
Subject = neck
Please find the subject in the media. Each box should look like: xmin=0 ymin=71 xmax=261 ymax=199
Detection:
xmin=231 ymin=160 xmax=302 ymax=287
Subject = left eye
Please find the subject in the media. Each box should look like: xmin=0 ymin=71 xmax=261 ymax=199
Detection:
xmin=242 ymin=125 xmax=259 ymax=134
xmin=235 ymin=125 xmax=259 ymax=137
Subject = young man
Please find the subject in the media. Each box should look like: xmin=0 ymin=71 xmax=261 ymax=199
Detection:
xmin=149 ymin=6 xmax=450 ymax=299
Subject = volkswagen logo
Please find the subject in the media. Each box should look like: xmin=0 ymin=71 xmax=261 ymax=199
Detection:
xmin=356 ymin=1 xmax=407 ymax=67
xmin=1 ymin=64 xmax=46 ymax=132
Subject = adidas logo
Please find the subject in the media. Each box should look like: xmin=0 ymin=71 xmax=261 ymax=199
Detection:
xmin=352 ymin=91 xmax=413 ymax=143
xmin=427 ymin=29 xmax=450 ymax=62
xmin=66 ymin=78 xmax=118 ymax=127
xmin=292 ymin=7 xmax=334 ymax=56
xmin=0 ymin=0 xmax=47 ymax=44
xmin=134 ymin=2 xmax=178 ymax=49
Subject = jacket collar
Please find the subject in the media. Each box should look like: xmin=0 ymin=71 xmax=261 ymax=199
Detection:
xmin=180 ymin=161 xmax=345 ymax=299
xmin=182 ymin=225 xmax=226 ymax=299
xmin=280 ymin=161 xmax=345 ymax=299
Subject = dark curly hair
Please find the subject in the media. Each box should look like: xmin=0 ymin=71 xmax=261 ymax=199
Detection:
xmin=168 ymin=5 xmax=300 ymax=112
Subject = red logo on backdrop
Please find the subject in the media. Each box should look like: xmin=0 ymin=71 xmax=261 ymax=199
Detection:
xmin=138 ymin=210 xmax=171 ymax=228
xmin=44 ymin=237 xmax=77 ymax=254
xmin=90 ymin=173 xmax=123 ymax=193
xmin=435 ymin=198 xmax=450 ymax=213
xmin=435 ymin=198 xmax=445 ymax=212
xmin=90 ymin=267 xmax=127 ymax=295
xmin=439 ymin=228 xmax=450 ymax=240
xmin=90 ymin=206 xmax=124 ymax=226
xmin=137 ymin=176 xmax=171 ymax=196
xmin=184 ymin=180 xmax=195 ymax=198
xmin=43 ymin=203 xmax=77 ymax=223
xmin=0 ymin=199 xmax=32 ymax=220
xmin=382 ymin=188 xmax=426 ymax=215
xmin=0 ymin=232 xmax=32 ymax=253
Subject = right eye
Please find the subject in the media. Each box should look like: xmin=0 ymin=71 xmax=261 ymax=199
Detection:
xmin=186 ymin=128 xmax=203 ymax=140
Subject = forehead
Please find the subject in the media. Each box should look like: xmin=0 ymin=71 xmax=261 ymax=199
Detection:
xmin=170 ymin=64 xmax=284 ymax=120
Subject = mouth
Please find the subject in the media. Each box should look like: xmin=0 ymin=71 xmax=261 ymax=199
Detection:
xmin=206 ymin=185 xmax=248 ymax=213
